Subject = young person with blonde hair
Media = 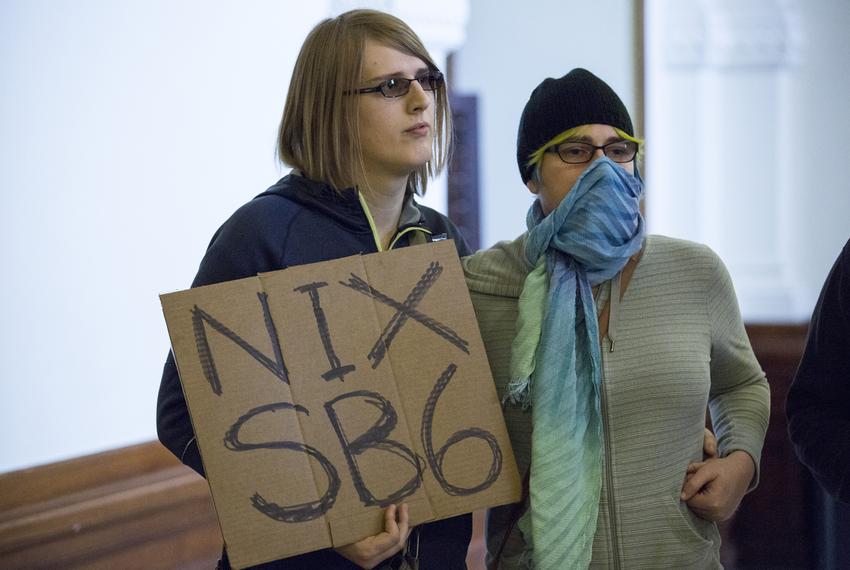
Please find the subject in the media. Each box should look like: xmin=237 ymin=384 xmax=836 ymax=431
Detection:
xmin=157 ymin=9 xmax=470 ymax=569
xmin=464 ymin=68 xmax=770 ymax=568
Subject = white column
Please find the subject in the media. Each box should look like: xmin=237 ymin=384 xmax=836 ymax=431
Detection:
xmin=646 ymin=0 xmax=808 ymax=321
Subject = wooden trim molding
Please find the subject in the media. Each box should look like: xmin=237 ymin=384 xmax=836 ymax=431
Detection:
xmin=720 ymin=322 xmax=813 ymax=568
xmin=0 ymin=324 xmax=813 ymax=568
xmin=0 ymin=442 xmax=221 ymax=569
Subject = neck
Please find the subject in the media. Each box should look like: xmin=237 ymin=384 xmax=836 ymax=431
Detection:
xmin=359 ymin=174 xmax=408 ymax=250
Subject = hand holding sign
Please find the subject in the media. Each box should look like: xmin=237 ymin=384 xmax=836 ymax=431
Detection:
xmin=335 ymin=503 xmax=410 ymax=569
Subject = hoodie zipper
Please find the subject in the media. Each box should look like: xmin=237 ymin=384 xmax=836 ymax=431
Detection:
xmin=600 ymin=273 xmax=623 ymax=569
xmin=600 ymin=350 xmax=622 ymax=569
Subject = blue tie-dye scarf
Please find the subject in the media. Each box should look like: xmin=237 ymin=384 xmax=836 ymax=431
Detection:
xmin=507 ymin=157 xmax=645 ymax=568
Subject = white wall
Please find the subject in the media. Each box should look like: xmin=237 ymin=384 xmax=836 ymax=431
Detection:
xmin=645 ymin=0 xmax=850 ymax=321
xmin=0 ymin=0 xmax=467 ymax=475
xmin=784 ymin=1 xmax=850 ymax=313
xmin=3 ymin=0 xmax=847 ymax=474
xmin=452 ymin=0 xmax=636 ymax=247
xmin=0 ymin=0 xmax=328 ymax=473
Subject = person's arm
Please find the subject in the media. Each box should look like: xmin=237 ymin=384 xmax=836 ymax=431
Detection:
xmin=157 ymin=351 xmax=205 ymax=474
xmin=156 ymin=197 xmax=286 ymax=476
xmin=681 ymin=248 xmax=770 ymax=521
xmin=787 ymin=240 xmax=850 ymax=503
xmin=418 ymin=204 xmax=473 ymax=257
xmin=462 ymin=233 xmax=529 ymax=296
xmin=443 ymin=217 xmax=472 ymax=257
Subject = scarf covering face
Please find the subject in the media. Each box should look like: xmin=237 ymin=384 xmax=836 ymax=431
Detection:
xmin=507 ymin=157 xmax=645 ymax=569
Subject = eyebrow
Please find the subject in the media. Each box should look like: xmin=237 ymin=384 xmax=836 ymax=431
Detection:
xmin=564 ymin=135 xmax=624 ymax=145
xmin=364 ymin=66 xmax=430 ymax=84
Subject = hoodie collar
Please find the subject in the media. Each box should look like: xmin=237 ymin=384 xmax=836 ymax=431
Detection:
xmin=261 ymin=170 xmax=426 ymax=238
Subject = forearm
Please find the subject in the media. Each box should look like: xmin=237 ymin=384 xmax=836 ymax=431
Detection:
xmin=706 ymin=251 xmax=771 ymax=489
xmin=709 ymin=377 xmax=770 ymax=490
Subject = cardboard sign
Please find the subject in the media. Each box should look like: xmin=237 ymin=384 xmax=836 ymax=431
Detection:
xmin=160 ymin=241 xmax=521 ymax=568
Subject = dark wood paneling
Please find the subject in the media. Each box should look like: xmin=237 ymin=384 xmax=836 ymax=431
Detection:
xmin=0 ymin=442 xmax=221 ymax=569
xmin=0 ymin=443 xmax=487 ymax=569
xmin=0 ymin=324 xmax=815 ymax=569
xmin=719 ymin=323 xmax=813 ymax=569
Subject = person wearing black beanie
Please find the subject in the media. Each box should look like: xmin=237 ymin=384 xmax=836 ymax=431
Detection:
xmin=513 ymin=68 xmax=643 ymax=216
xmin=463 ymin=68 xmax=770 ymax=568
xmin=516 ymin=68 xmax=635 ymax=184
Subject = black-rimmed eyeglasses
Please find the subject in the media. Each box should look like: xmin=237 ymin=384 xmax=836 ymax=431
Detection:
xmin=347 ymin=70 xmax=444 ymax=99
xmin=547 ymin=139 xmax=638 ymax=164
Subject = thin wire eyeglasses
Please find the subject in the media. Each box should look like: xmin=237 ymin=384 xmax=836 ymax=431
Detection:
xmin=346 ymin=70 xmax=444 ymax=99
xmin=547 ymin=139 xmax=638 ymax=164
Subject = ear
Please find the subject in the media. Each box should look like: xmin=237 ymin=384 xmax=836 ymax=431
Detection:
xmin=526 ymin=179 xmax=540 ymax=195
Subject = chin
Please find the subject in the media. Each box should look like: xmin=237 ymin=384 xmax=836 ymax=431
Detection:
xmin=403 ymin=153 xmax=434 ymax=172
xmin=417 ymin=147 xmax=435 ymax=166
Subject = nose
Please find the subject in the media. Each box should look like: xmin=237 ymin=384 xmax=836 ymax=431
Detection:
xmin=406 ymin=79 xmax=432 ymax=113
xmin=592 ymin=148 xmax=606 ymax=161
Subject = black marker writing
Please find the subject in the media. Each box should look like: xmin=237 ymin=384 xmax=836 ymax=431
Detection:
xmin=339 ymin=262 xmax=469 ymax=369
xmin=324 ymin=390 xmax=424 ymax=507
xmin=294 ymin=282 xmax=356 ymax=382
xmin=191 ymin=291 xmax=289 ymax=395
xmin=224 ymin=402 xmax=340 ymax=522
xmin=421 ymin=364 xmax=502 ymax=496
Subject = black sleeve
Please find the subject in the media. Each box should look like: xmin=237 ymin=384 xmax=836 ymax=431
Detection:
xmin=157 ymin=351 xmax=205 ymax=474
xmin=442 ymin=215 xmax=472 ymax=257
xmin=419 ymin=206 xmax=472 ymax=257
xmin=787 ymin=239 xmax=850 ymax=504
xmin=448 ymin=224 xmax=472 ymax=257
xmin=156 ymin=196 xmax=292 ymax=476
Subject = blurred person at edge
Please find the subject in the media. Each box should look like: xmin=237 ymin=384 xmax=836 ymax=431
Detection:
xmin=463 ymin=68 xmax=770 ymax=569
xmin=156 ymin=9 xmax=471 ymax=570
xmin=787 ymin=238 xmax=850 ymax=504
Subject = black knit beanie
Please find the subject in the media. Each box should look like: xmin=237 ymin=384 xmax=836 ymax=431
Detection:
xmin=516 ymin=68 xmax=634 ymax=183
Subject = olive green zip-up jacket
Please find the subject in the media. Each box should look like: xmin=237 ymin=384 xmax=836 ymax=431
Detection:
xmin=463 ymin=234 xmax=770 ymax=569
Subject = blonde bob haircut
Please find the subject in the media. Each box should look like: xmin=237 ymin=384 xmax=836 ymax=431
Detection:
xmin=278 ymin=9 xmax=451 ymax=196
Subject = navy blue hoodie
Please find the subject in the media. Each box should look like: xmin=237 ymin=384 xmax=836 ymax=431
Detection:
xmin=157 ymin=173 xmax=472 ymax=569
